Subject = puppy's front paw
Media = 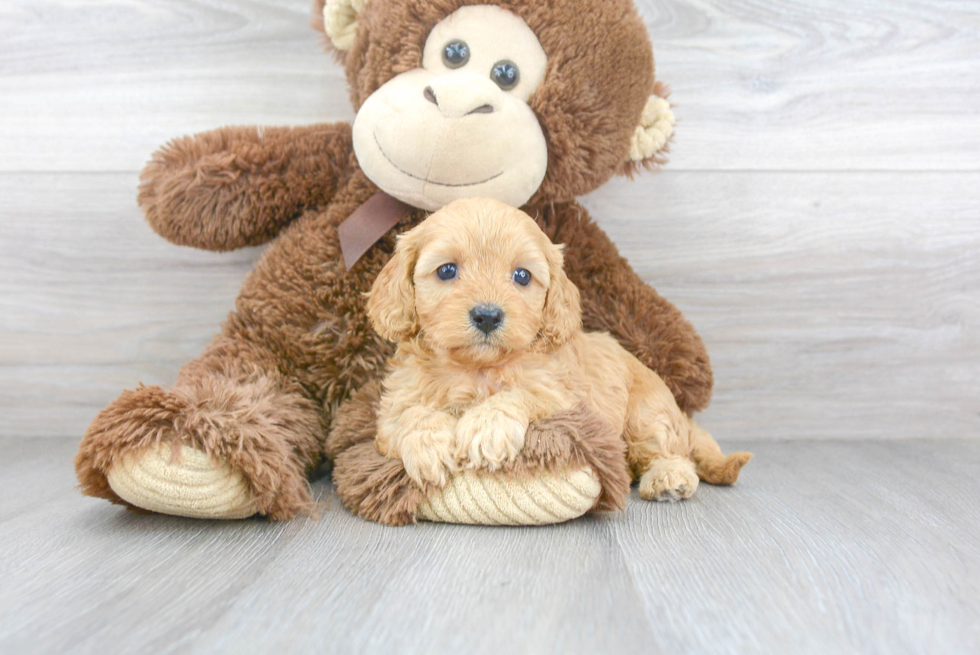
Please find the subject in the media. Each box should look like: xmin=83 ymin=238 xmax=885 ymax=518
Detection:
xmin=639 ymin=458 xmax=699 ymax=502
xmin=455 ymin=406 xmax=527 ymax=471
xmin=392 ymin=427 xmax=458 ymax=488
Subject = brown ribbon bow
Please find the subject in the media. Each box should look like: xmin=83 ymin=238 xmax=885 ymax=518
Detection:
xmin=337 ymin=191 xmax=415 ymax=270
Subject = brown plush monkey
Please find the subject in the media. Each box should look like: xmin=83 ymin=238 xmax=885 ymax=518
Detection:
xmin=74 ymin=0 xmax=714 ymax=524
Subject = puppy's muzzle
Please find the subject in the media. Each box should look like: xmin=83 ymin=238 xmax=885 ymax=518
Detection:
xmin=470 ymin=304 xmax=504 ymax=335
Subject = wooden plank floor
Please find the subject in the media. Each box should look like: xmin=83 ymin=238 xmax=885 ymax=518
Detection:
xmin=1 ymin=438 xmax=978 ymax=654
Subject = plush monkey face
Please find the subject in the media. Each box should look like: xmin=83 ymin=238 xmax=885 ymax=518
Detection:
xmin=315 ymin=0 xmax=675 ymax=209
xmin=351 ymin=6 xmax=549 ymax=210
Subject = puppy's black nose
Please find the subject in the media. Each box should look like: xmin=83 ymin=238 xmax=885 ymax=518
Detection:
xmin=470 ymin=304 xmax=504 ymax=335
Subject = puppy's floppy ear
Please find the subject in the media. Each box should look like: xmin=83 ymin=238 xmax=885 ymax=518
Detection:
xmin=367 ymin=229 xmax=421 ymax=342
xmin=541 ymin=242 xmax=582 ymax=347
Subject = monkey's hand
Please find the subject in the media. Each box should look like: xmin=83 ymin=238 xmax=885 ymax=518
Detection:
xmin=139 ymin=122 xmax=354 ymax=251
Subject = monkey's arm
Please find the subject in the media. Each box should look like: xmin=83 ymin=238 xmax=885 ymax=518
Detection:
xmin=138 ymin=122 xmax=354 ymax=251
xmin=540 ymin=202 xmax=714 ymax=414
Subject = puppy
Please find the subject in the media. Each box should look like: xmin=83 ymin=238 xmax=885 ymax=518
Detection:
xmin=367 ymin=198 xmax=750 ymax=500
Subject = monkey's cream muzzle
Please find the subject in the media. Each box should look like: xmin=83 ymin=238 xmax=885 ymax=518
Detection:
xmin=353 ymin=70 xmax=548 ymax=212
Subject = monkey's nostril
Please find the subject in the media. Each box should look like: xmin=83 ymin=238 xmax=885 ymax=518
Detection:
xmin=468 ymin=104 xmax=495 ymax=115
xmin=423 ymin=86 xmax=438 ymax=106
xmin=470 ymin=304 xmax=504 ymax=335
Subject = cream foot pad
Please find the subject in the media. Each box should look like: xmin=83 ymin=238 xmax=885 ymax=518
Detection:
xmin=417 ymin=467 xmax=601 ymax=526
xmin=107 ymin=443 xmax=257 ymax=519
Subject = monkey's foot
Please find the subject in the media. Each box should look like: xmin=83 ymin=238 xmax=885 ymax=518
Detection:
xmin=106 ymin=443 xmax=257 ymax=519
xmin=417 ymin=466 xmax=601 ymax=526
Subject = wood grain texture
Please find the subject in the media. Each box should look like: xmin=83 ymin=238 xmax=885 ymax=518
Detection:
xmin=0 ymin=0 xmax=353 ymax=173
xmin=1 ymin=1 xmax=978 ymax=439
xmin=637 ymin=0 xmax=980 ymax=170
xmin=3 ymin=171 xmax=977 ymax=439
xmin=583 ymin=171 xmax=980 ymax=440
xmin=0 ymin=173 xmax=262 ymax=437
xmin=1 ymin=0 xmax=978 ymax=172
xmin=0 ymin=438 xmax=978 ymax=654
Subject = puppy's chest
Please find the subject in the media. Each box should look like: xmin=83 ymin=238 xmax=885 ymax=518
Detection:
xmin=422 ymin=363 xmax=567 ymax=413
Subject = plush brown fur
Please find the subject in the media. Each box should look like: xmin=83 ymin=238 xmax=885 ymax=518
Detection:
xmin=140 ymin=124 xmax=355 ymax=251
xmin=75 ymin=0 xmax=714 ymax=520
xmin=76 ymin=367 xmax=323 ymax=520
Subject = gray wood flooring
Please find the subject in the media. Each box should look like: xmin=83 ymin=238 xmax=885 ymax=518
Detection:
xmin=1 ymin=438 xmax=978 ymax=654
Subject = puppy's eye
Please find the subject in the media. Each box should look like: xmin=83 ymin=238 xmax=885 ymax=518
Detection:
xmin=512 ymin=268 xmax=532 ymax=286
xmin=443 ymin=41 xmax=470 ymax=69
xmin=437 ymin=263 xmax=458 ymax=281
xmin=491 ymin=60 xmax=520 ymax=90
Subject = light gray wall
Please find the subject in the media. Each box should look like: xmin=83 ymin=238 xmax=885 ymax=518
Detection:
xmin=1 ymin=0 xmax=977 ymax=439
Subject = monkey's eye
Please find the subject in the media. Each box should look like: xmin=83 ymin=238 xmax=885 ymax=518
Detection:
xmin=512 ymin=268 xmax=532 ymax=287
xmin=443 ymin=41 xmax=470 ymax=69
xmin=437 ymin=263 xmax=458 ymax=281
xmin=490 ymin=60 xmax=520 ymax=90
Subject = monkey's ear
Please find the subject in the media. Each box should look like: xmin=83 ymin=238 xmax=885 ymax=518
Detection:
xmin=367 ymin=230 xmax=420 ymax=342
xmin=622 ymin=83 xmax=675 ymax=174
xmin=541 ymin=243 xmax=582 ymax=348
xmin=311 ymin=0 xmax=368 ymax=52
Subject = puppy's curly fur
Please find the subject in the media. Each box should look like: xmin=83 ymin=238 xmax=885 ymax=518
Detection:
xmin=368 ymin=199 xmax=750 ymax=499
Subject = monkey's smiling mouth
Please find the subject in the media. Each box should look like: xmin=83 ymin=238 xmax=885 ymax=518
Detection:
xmin=373 ymin=133 xmax=503 ymax=188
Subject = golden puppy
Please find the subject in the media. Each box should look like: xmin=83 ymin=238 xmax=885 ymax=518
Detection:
xmin=367 ymin=198 xmax=750 ymax=500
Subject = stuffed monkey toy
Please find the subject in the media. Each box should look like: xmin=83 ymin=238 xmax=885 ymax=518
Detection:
xmin=74 ymin=0 xmax=713 ymax=525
